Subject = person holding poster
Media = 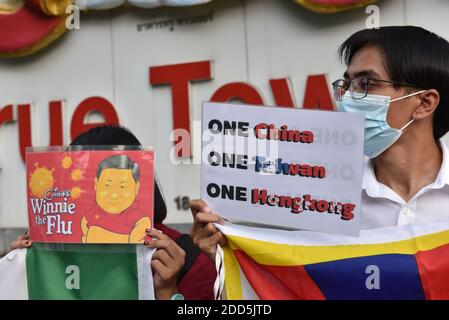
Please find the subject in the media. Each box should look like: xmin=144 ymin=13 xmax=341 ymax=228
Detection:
xmin=9 ymin=125 xmax=216 ymax=300
xmin=191 ymin=26 xmax=449 ymax=263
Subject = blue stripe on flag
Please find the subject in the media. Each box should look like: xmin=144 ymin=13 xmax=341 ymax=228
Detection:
xmin=304 ymin=254 xmax=425 ymax=300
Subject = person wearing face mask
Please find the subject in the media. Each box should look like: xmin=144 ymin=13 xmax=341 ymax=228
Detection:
xmin=190 ymin=26 xmax=449 ymax=263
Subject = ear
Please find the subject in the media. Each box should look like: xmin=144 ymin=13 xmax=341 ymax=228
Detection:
xmin=412 ymin=89 xmax=439 ymax=120
xmin=94 ymin=178 xmax=98 ymax=191
xmin=135 ymin=182 xmax=140 ymax=195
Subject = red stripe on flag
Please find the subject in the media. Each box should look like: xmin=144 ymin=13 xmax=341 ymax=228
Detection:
xmin=415 ymin=242 xmax=449 ymax=300
xmin=234 ymin=250 xmax=325 ymax=300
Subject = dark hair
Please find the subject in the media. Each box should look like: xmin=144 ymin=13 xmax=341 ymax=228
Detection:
xmin=70 ymin=125 xmax=141 ymax=146
xmin=338 ymin=26 xmax=449 ymax=139
xmin=71 ymin=125 xmax=167 ymax=223
xmin=96 ymin=155 xmax=140 ymax=182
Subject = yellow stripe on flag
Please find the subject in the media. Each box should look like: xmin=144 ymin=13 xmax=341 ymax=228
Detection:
xmin=223 ymin=244 xmax=244 ymax=300
xmin=226 ymin=228 xmax=449 ymax=266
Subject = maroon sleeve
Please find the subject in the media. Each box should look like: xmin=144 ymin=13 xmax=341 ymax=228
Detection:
xmin=153 ymin=223 xmax=217 ymax=300
xmin=177 ymin=251 xmax=217 ymax=300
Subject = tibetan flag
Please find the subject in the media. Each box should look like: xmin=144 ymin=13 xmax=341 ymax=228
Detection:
xmin=218 ymin=220 xmax=449 ymax=300
xmin=0 ymin=243 xmax=155 ymax=300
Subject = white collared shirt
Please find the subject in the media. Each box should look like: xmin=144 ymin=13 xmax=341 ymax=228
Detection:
xmin=361 ymin=140 xmax=449 ymax=230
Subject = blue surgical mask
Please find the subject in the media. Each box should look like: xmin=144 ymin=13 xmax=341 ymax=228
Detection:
xmin=338 ymin=90 xmax=425 ymax=158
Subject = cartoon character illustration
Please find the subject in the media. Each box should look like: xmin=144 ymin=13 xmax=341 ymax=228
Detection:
xmin=81 ymin=155 xmax=151 ymax=243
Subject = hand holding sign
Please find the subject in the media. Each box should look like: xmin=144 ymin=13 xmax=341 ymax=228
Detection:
xmin=201 ymin=102 xmax=365 ymax=236
xmin=190 ymin=199 xmax=226 ymax=262
xmin=26 ymin=147 xmax=154 ymax=244
xmin=145 ymin=228 xmax=185 ymax=300
xmin=9 ymin=231 xmax=32 ymax=251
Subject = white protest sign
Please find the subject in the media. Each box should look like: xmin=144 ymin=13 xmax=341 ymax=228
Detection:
xmin=201 ymin=102 xmax=365 ymax=236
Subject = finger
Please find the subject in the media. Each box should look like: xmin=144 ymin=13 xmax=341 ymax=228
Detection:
xmin=152 ymin=249 xmax=173 ymax=267
xmin=10 ymin=239 xmax=31 ymax=250
xmin=15 ymin=231 xmax=30 ymax=242
xmin=190 ymin=199 xmax=211 ymax=216
xmin=191 ymin=220 xmax=222 ymax=244
xmin=218 ymin=235 xmax=227 ymax=246
xmin=197 ymin=231 xmax=224 ymax=255
xmin=151 ymin=260 xmax=174 ymax=282
xmin=145 ymin=239 xmax=171 ymax=249
xmin=192 ymin=225 xmax=209 ymax=243
xmin=10 ymin=241 xmax=20 ymax=250
xmin=195 ymin=212 xmax=223 ymax=224
xmin=152 ymin=252 xmax=183 ymax=276
xmin=145 ymin=239 xmax=185 ymax=261
xmin=153 ymin=246 xmax=185 ymax=266
xmin=146 ymin=228 xmax=170 ymax=241
xmin=192 ymin=223 xmax=218 ymax=245
xmin=205 ymin=222 xmax=219 ymax=235
xmin=191 ymin=212 xmax=223 ymax=240
xmin=209 ymin=231 xmax=225 ymax=245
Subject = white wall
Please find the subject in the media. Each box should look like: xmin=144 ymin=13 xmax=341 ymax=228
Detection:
xmin=1 ymin=0 xmax=448 ymax=228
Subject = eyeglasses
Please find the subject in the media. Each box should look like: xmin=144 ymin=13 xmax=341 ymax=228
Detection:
xmin=331 ymin=76 xmax=418 ymax=101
